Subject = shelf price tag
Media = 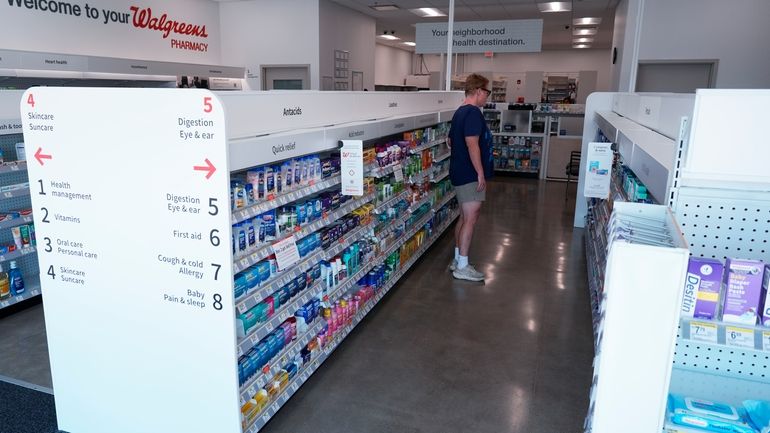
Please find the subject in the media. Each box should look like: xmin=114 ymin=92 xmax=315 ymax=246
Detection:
xmin=272 ymin=235 xmax=300 ymax=271
xmin=689 ymin=321 xmax=718 ymax=344
xmin=393 ymin=164 xmax=404 ymax=182
xmin=726 ymin=326 xmax=755 ymax=349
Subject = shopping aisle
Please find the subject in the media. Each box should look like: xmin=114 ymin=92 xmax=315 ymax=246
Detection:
xmin=260 ymin=177 xmax=594 ymax=433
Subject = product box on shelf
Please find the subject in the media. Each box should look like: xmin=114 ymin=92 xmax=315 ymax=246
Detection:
xmin=680 ymin=257 xmax=724 ymax=320
xmin=722 ymin=258 xmax=766 ymax=325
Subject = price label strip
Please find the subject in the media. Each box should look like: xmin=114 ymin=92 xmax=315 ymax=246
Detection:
xmin=725 ymin=326 xmax=755 ymax=349
xmin=689 ymin=321 xmax=718 ymax=344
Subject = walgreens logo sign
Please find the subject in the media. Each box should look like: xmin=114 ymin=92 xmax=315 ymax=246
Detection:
xmin=6 ymin=1 xmax=212 ymax=52
xmin=129 ymin=6 xmax=208 ymax=39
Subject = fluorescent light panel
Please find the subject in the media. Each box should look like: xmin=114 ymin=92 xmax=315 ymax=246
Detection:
xmin=402 ymin=42 xmax=416 ymax=46
xmin=573 ymin=38 xmax=594 ymax=43
xmin=410 ymin=7 xmax=446 ymax=17
xmin=573 ymin=28 xmax=598 ymax=36
xmin=573 ymin=17 xmax=602 ymax=26
xmin=378 ymin=34 xmax=400 ymax=40
xmin=370 ymin=4 xmax=399 ymax=11
xmin=537 ymin=2 xmax=571 ymax=12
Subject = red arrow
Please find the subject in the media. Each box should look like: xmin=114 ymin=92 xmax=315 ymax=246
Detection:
xmin=193 ymin=158 xmax=216 ymax=179
xmin=35 ymin=148 xmax=52 ymax=166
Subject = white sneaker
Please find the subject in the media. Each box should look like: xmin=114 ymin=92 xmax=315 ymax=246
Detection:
xmin=449 ymin=259 xmax=458 ymax=271
xmin=453 ymin=264 xmax=485 ymax=282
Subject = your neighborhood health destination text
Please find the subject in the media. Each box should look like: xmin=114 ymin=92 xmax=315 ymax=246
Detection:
xmin=431 ymin=27 xmax=526 ymax=47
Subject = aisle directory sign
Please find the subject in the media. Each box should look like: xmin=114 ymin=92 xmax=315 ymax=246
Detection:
xmin=22 ymin=88 xmax=240 ymax=433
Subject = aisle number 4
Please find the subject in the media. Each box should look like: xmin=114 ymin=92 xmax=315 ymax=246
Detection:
xmin=27 ymin=93 xmax=36 ymax=108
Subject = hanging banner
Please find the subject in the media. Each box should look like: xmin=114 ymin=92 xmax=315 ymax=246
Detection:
xmin=415 ymin=19 xmax=543 ymax=54
xmin=584 ymin=142 xmax=613 ymax=199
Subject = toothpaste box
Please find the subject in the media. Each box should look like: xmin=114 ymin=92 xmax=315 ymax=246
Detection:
xmin=722 ymin=258 xmax=765 ymax=325
xmin=681 ymin=257 xmax=724 ymax=320
xmin=761 ymin=266 xmax=770 ymax=326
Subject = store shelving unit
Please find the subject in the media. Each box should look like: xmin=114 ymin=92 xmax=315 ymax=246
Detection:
xmin=483 ymin=108 xmax=501 ymax=133
xmin=492 ymin=133 xmax=543 ymax=176
xmin=491 ymin=79 xmax=507 ymax=103
xmin=580 ymin=90 xmax=770 ymax=433
xmin=23 ymin=88 xmax=463 ymax=433
xmin=0 ymin=90 xmax=40 ymax=312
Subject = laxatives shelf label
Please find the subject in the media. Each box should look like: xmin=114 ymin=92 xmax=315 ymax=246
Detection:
xmin=22 ymin=88 xmax=240 ymax=433
xmin=689 ymin=321 xmax=718 ymax=344
xmin=725 ymin=326 xmax=754 ymax=349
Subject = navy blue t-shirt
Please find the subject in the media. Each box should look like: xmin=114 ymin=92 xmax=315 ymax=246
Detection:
xmin=448 ymin=105 xmax=494 ymax=186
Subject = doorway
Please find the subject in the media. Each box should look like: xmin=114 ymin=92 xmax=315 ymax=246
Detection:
xmin=352 ymin=71 xmax=363 ymax=91
xmin=262 ymin=65 xmax=311 ymax=90
xmin=636 ymin=61 xmax=717 ymax=93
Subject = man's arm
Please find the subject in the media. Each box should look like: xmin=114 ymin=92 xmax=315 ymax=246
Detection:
xmin=465 ymin=136 xmax=486 ymax=192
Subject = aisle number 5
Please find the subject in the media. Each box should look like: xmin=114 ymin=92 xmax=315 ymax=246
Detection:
xmin=203 ymin=97 xmax=213 ymax=113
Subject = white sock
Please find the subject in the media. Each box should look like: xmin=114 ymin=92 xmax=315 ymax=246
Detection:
xmin=457 ymin=255 xmax=469 ymax=269
xmin=454 ymin=247 xmax=460 ymax=261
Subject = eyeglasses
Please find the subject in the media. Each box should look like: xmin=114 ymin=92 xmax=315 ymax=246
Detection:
xmin=480 ymin=88 xmax=491 ymax=96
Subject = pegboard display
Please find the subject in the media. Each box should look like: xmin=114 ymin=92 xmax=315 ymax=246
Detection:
xmin=669 ymin=369 xmax=770 ymax=408
xmin=674 ymin=336 xmax=770 ymax=382
xmin=0 ymin=131 xmax=39 ymax=309
xmin=672 ymin=186 xmax=770 ymax=263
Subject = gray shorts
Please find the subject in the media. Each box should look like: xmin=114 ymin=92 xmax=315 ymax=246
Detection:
xmin=454 ymin=182 xmax=486 ymax=203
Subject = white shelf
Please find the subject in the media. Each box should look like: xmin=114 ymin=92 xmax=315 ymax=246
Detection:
xmin=495 ymin=168 xmax=539 ymax=174
xmin=0 ymin=246 xmax=36 ymax=263
xmin=0 ymin=161 xmax=27 ymax=175
xmin=679 ymin=317 xmax=770 ymax=352
xmin=409 ymin=167 xmax=434 ymax=184
xmin=410 ymin=137 xmax=446 ymax=154
xmin=493 ymin=132 xmax=546 ymax=138
xmin=0 ymin=186 xmax=30 ymax=200
xmin=0 ymin=283 xmax=41 ymax=310
xmin=433 ymin=152 xmax=450 ymax=163
xmin=232 ymin=193 xmax=375 ymax=273
xmin=431 ymin=169 xmax=449 ymax=183
xmin=235 ymin=221 xmax=373 ymax=316
xmin=243 ymin=210 xmax=459 ymax=432
xmin=374 ymin=189 xmax=409 ymax=213
xmin=231 ymin=176 xmax=341 ymax=224
xmin=434 ymin=191 xmax=457 ymax=210
xmin=0 ymin=214 xmax=33 ymax=231
xmin=239 ymin=319 xmax=325 ymax=404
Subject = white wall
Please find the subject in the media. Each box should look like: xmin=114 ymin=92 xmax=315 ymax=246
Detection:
xmin=423 ymin=50 xmax=611 ymax=100
xmin=319 ymin=0 xmax=375 ymax=91
xmin=0 ymin=0 xmax=220 ymax=64
xmin=374 ymin=44 xmax=413 ymax=87
xmin=219 ymin=0 xmax=320 ymax=90
xmin=638 ymin=0 xmax=770 ymax=89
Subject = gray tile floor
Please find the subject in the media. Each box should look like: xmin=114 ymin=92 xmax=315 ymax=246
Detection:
xmin=0 ymin=177 xmax=593 ymax=433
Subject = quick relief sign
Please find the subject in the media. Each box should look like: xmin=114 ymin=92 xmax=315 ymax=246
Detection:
xmin=415 ymin=20 xmax=543 ymax=54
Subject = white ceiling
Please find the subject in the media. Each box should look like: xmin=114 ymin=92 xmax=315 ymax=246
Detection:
xmin=330 ymin=0 xmax=619 ymax=51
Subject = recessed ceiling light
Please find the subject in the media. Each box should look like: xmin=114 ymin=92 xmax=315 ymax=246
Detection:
xmin=573 ymin=17 xmax=602 ymax=26
xmin=378 ymin=34 xmax=400 ymax=41
xmin=537 ymin=2 xmax=571 ymax=12
xmin=573 ymin=37 xmax=594 ymax=43
xmin=370 ymin=4 xmax=399 ymax=11
xmin=573 ymin=28 xmax=598 ymax=36
xmin=573 ymin=44 xmax=591 ymax=49
xmin=402 ymin=41 xmax=416 ymax=46
xmin=410 ymin=7 xmax=447 ymax=17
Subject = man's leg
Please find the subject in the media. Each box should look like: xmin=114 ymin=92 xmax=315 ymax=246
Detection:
xmin=458 ymin=200 xmax=481 ymax=258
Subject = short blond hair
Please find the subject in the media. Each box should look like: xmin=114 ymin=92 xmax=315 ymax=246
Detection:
xmin=464 ymin=73 xmax=489 ymax=96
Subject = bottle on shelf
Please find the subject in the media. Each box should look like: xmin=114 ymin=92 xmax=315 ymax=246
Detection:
xmin=8 ymin=261 xmax=24 ymax=296
xmin=0 ymin=264 xmax=9 ymax=300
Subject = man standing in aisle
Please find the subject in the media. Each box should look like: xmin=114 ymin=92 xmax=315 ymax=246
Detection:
xmin=448 ymin=73 xmax=493 ymax=282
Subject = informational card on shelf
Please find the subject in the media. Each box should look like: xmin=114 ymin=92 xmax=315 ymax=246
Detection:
xmin=584 ymin=142 xmax=613 ymax=199
xmin=764 ymin=331 xmax=770 ymax=352
xmin=272 ymin=235 xmax=300 ymax=271
xmin=22 ymin=88 xmax=240 ymax=433
xmin=340 ymin=139 xmax=364 ymax=196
